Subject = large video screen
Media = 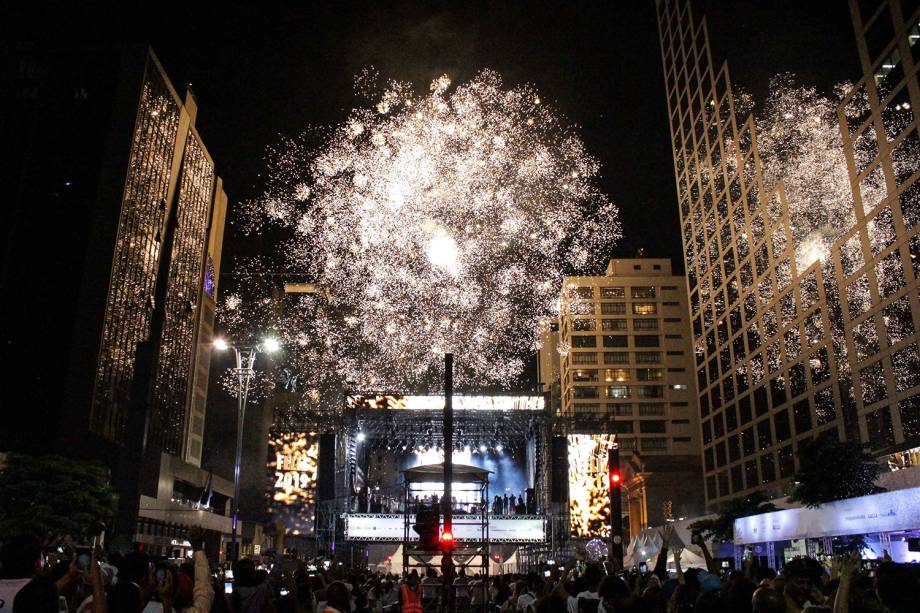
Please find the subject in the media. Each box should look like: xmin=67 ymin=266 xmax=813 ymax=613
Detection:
xmin=567 ymin=434 xmax=615 ymax=538
xmin=395 ymin=445 xmax=530 ymax=507
xmin=267 ymin=432 xmax=319 ymax=535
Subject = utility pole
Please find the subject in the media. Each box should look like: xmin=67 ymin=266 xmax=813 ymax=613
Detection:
xmin=441 ymin=353 xmax=455 ymax=611
xmin=608 ymin=443 xmax=623 ymax=570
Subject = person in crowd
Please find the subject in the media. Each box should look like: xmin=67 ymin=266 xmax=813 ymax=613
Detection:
xmin=321 ymin=581 xmax=351 ymax=613
xmin=780 ymin=557 xmax=827 ymax=613
xmin=453 ymin=567 xmax=471 ymax=604
xmin=568 ymin=563 xmax=603 ymax=613
xmin=398 ymin=569 xmax=422 ymax=613
xmin=751 ymin=586 xmax=786 ymax=613
xmin=515 ymin=495 xmax=526 ymax=515
xmin=515 ymin=573 xmax=541 ymax=612
xmin=503 ymin=494 xmax=510 ymax=515
xmin=0 ymin=535 xmax=42 ymax=609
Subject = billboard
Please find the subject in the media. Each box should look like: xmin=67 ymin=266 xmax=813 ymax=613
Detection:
xmin=567 ymin=434 xmax=615 ymax=538
xmin=268 ymin=432 xmax=319 ymax=535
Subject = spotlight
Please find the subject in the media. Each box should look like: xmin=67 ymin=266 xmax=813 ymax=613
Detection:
xmin=496 ymin=444 xmax=503 ymax=453
xmin=463 ymin=445 xmax=471 ymax=454
xmin=479 ymin=444 xmax=487 ymax=452
xmin=357 ymin=432 xmax=366 ymax=442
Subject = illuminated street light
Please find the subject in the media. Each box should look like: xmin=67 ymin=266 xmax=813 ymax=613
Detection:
xmin=213 ymin=337 xmax=281 ymax=560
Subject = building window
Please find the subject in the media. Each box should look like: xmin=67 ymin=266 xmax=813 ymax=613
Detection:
xmin=636 ymin=351 xmax=662 ymax=363
xmin=666 ymin=350 xmax=684 ymax=356
xmin=572 ymin=403 xmax=600 ymax=414
xmin=603 ymin=335 xmax=628 ymax=347
xmin=572 ymin=352 xmax=597 ymax=364
xmin=572 ymin=335 xmax=597 ymax=348
xmin=610 ymin=403 xmax=633 ymax=415
xmin=639 ymin=420 xmax=667 ymax=433
xmin=641 ymin=438 xmax=668 ymax=451
xmin=604 ymin=352 xmax=629 ymax=364
xmin=604 ymin=368 xmax=630 ymax=382
xmin=572 ymin=369 xmax=598 ymax=382
xmin=601 ymin=302 xmax=627 ymax=315
xmin=673 ymin=436 xmax=691 ymax=442
xmin=672 ymin=419 xmax=690 ymax=424
xmin=606 ymin=385 xmax=630 ymax=399
xmin=602 ymin=319 xmax=628 ymax=331
xmin=665 ymin=333 xmax=682 ymax=339
xmin=670 ymin=384 xmax=688 ymax=390
xmin=633 ymin=302 xmax=658 ymax=315
xmin=574 ymin=387 xmax=599 ymax=399
xmin=573 ymin=319 xmax=596 ymax=331
xmin=612 ymin=421 xmax=634 ymax=434
xmin=634 ymin=319 xmax=659 ymax=330
xmin=653 ymin=264 xmax=662 ymax=270
xmin=634 ymin=335 xmax=660 ymax=347
xmin=664 ymin=317 xmax=681 ymax=322
xmin=637 ymin=385 xmax=664 ymax=398
xmin=637 ymin=368 xmax=664 ymax=381
xmin=575 ymin=287 xmax=594 ymax=298
xmin=601 ymin=286 xmax=626 ymax=298
xmin=667 ymin=367 xmax=686 ymax=372
xmin=632 ymin=286 xmax=657 ymax=299
xmin=638 ymin=403 xmax=666 ymax=416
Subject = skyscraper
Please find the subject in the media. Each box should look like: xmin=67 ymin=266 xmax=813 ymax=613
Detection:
xmin=656 ymin=0 xmax=920 ymax=508
xmin=543 ymin=258 xmax=704 ymax=533
xmin=1 ymin=46 xmax=231 ymax=552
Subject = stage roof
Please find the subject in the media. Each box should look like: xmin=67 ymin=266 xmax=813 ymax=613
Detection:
xmin=402 ymin=462 xmax=492 ymax=483
xmin=346 ymin=394 xmax=544 ymax=412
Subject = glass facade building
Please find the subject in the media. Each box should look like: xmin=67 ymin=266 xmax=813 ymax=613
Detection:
xmin=656 ymin=0 xmax=920 ymax=507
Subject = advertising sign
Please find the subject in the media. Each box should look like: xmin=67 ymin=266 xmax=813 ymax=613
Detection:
xmin=734 ymin=487 xmax=920 ymax=544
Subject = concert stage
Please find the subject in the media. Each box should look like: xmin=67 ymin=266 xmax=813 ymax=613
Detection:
xmin=340 ymin=394 xmax=549 ymax=545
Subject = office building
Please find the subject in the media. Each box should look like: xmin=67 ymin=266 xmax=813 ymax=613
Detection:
xmin=543 ymin=257 xmax=704 ymax=532
xmin=656 ymin=0 xmax=920 ymax=508
xmin=1 ymin=45 xmax=231 ymax=553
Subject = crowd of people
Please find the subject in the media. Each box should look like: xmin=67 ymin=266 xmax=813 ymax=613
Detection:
xmin=2 ymin=522 xmax=919 ymax=613
xmin=352 ymin=491 xmax=538 ymax=517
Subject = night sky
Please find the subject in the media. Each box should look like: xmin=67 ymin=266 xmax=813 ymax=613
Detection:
xmin=136 ymin=1 xmax=858 ymax=276
xmin=7 ymin=1 xmax=862 ymax=474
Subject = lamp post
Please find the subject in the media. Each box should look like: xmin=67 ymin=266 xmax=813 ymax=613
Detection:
xmin=214 ymin=336 xmax=280 ymax=561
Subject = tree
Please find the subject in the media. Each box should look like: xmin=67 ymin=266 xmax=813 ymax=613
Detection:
xmin=689 ymin=491 xmax=777 ymax=542
xmin=789 ymin=438 xmax=883 ymax=508
xmin=0 ymin=453 xmax=118 ymax=542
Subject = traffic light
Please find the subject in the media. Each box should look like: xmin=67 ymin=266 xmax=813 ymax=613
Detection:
xmin=439 ymin=528 xmax=455 ymax=552
xmin=609 ymin=469 xmax=621 ymax=487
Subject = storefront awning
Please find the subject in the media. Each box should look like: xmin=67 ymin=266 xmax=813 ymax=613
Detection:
xmin=734 ymin=486 xmax=920 ymax=544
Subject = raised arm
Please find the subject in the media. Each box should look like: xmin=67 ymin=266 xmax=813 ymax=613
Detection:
xmin=653 ymin=524 xmax=673 ymax=581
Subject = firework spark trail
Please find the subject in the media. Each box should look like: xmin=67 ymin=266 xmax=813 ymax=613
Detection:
xmin=239 ymin=70 xmax=620 ymax=389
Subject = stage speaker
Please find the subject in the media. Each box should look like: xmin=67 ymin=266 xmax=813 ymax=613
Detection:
xmin=550 ymin=437 xmax=568 ymax=502
xmin=318 ymin=433 xmax=335 ymax=500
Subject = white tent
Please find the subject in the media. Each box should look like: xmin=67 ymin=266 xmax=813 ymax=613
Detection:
xmin=624 ymin=516 xmax=715 ymax=571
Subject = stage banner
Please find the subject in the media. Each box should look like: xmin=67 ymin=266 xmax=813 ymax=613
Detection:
xmin=344 ymin=514 xmax=545 ymax=543
xmin=734 ymin=487 xmax=920 ymax=544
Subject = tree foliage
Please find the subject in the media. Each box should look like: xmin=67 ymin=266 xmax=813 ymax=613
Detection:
xmin=689 ymin=491 xmax=777 ymax=542
xmin=0 ymin=453 xmax=118 ymax=542
xmin=789 ymin=438 xmax=883 ymax=508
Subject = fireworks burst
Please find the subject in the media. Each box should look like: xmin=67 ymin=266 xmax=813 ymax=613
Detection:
xmin=242 ymin=70 xmax=620 ymax=389
xmin=750 ymin=75 xmax=885 ymax=272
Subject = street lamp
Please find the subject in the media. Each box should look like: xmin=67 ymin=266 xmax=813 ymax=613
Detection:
xmin=214 ymin=336 xmax=280 ymax=561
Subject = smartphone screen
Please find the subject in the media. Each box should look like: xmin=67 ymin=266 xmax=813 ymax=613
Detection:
xmin=280 ymin=588 xmax=290 ymax=596
xmin=224 ymin=581 xmax=234 ymax=594
xmin=543 ymin=570 xmax=551 ymax=577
